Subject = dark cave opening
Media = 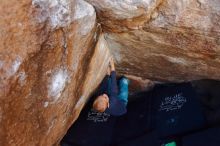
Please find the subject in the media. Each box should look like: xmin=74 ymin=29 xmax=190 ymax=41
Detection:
xmin=61 ymin=79 xmax=220 ymax=146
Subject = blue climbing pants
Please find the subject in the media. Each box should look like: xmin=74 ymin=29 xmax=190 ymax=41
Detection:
xmin=107 ymin=77 xmax=129 ymax=105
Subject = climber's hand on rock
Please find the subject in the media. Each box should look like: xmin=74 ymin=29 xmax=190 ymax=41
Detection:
xmin=107 ymin=65 xmax=111 ymax=75
xmin=110 ymin=57 xmax=115 ymax=71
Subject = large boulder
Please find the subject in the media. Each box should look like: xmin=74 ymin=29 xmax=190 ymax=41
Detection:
xmin=87 ymin=0 xmax=220 ymax=82
xmin=1 ymin=0 xmax=220 ymax=145
xmin=0 ymin=0 xmax=110 ymax=145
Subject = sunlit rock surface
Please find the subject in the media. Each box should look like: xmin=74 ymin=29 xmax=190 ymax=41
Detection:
xmin=1 ymin=0 xmax=220 ymax=145
xmin=88 ymin=0 xmax=220 ymax=82
xmin=0 ymin=0 xmax=110 ymax=145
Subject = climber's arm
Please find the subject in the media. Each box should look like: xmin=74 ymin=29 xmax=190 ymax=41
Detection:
xmin=105 ymin=58 xmax=127 ymax=116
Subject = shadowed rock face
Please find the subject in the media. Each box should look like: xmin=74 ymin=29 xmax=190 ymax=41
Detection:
xmin=1 ymin=0 xmax=220 ymax=145
xmin=87 ymin=0 xmax=220 ymax=82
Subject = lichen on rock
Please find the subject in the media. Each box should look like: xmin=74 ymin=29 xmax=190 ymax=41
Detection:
xmin=32 ymin=0 xmax=73 ymax=28
xmin=47 ymin=68 xmax=69 ymax=102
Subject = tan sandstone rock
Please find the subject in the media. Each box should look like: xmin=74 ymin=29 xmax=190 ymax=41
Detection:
xmin=0 ymin=0 xmax=110 ymax=145
xmin=87 ymin=0 xmax=220 ymax=82
xmin=1 ymin=0 xmax=220 ymax=145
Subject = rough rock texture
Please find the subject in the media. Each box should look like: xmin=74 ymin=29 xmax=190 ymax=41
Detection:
xmin=88 ymin=0 xmax=220 ymax=82
xmin=1 ymin=0 xmax=220 ymax=146
xmin=126 ymin=75 xmax=155 ymax=93
xmin=0 ymin=0 xmax=110 ymax=145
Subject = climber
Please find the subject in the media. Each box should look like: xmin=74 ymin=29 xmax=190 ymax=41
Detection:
xmin=93 ymin=57 xmax=129 ymax=116
xmin=61 ymin=58 xmax=129 ymax=146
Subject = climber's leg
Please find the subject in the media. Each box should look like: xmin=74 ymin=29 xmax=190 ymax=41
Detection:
xmin=117 ymin=77 xmax=130 ymax=105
